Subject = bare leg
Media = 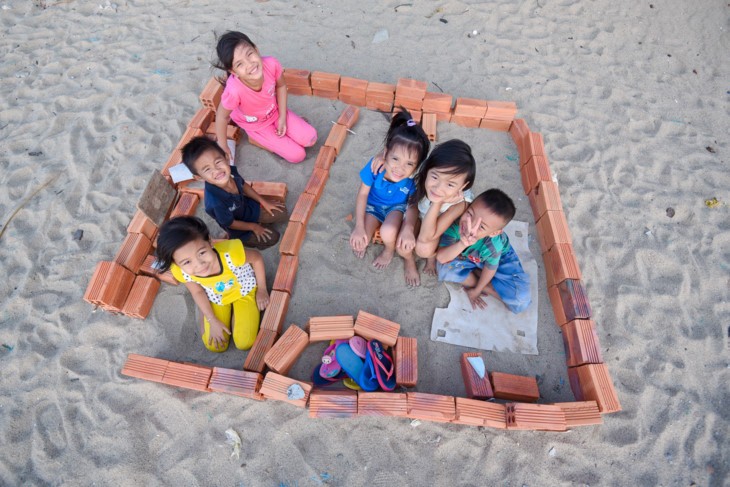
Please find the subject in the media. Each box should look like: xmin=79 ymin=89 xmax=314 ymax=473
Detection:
xmin=373 ymin=211 xmax=403 ymax=269
xmin=397 ymin=244 xmax=420 ymax=287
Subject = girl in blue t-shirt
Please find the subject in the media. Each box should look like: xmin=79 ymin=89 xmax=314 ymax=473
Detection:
xmin=349 ymin=110 xmax=430 ymax=284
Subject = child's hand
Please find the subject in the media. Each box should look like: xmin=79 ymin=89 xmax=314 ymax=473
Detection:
xmin=465 ymin=287 xmax=488 ymax=310
xmin=276 ymin=116 xmax=287 ymax=137
xmin=260 ymin=199 xmax=285 ymax=217
xmin=444 ymin=190 xmax=465 ymax=205
xmin=256 ymin=288 xmax=270 ymax=311
xmin=370 ymin=151 xmax=386 ymax=175
xmin=349 ymin=226 xmax=369 ymax=259
xmin=397 ymin=230 xmax=416 ymax=252
xmin=208 ymin=318 xmax=231 ymax=349
xmin=251 ymin=224 xmax=274 ymax=243
xmin=459 ymin=214 xmax=482 ymax=247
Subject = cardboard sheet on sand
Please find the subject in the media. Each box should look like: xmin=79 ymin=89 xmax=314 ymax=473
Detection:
xmin=430 ymin=220 xmax=539 ymax=355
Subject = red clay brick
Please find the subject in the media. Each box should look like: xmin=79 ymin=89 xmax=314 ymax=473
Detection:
xmin=259 ymin=290 xmax=290 ymax=333
xmin=188 ymin=107 xmax=215 ymax=131
xmin=272 ymin=255 xmax=298 ymax=295
xmin=287 ymin=85 xmax=313 ymax=96
xmin=264 ymin=324 xmax=309 ymax=375
xmin=121 ymin=275 xmax=160 ymax=319
xmin=365 ymin=97 xmax=394 ymax=112
xmin=509 ymin=118 xmax=530 ymax=160
xmin=336 ymin=105 xmax=360 ymax=130
xmin=450 ymin=114 xmax=482 ymax=128
xmin=421 ymin=112 xmax=437 ymax=141
xmin=553 ymin=400 xmax=603 ymax=427
xmin=338 ymin=93 xmax=366 ymax=106
xmin=521 ymin=155 xmax=552 ymax=195
xmin=114 ymin=233 xmax=153 ymax=274
xmin=354 ymin=310 xmax=400 ymax=347
xmin=243 ymin=329 xmax=278 ymax=373
xmin=290 ymin=193 xmax=317 ymax=225
xmin=357 ymin=392 xmax=408 ymax=417
xmin=550 ymin=279 xmax=592 ymax=326
xmin=544 ymin=243 xmax=582 ymax=287
xmin=139 ymin=254 xmax=179 ymax=286
xmin=178 ymin=184 xmax=205 ymax=201
xmin=312 ymin=89 xmax=339 ymax=100
xmin=339 ymin=77 xmax=368 ymax=97
xmin=86 ymin=262 xmax=134 ymax=313
xmin=460 ymin=352 xmax=493 ymax=399
xmin=394 ymin=337 xmax=418 ymax=388
xmin=479 ymin=118 xmax=512 ymax=131
xmin=535 ymin=210 xmax=572 ymax=254
xmin=199 ymin=77 xmax=223 ymax=109
xmin=395 ymin=78 xmax=427 ymax=100
xmin=522 ymin=132 xmax=545 ymax=167
xmin=562 ymin=319 xmax=603 ymax=367
xmin=407 ymin=392 xmax=456 ymax=423
xmin=422 ymin=92 xmax=453 ymax=113
xmin=313 ymin=146 xmax=336 ymax=171
xmin=127 ymin=210 xmax=158 ymax=241
xmin=453 ymin=398 xmax=507 ymax=428
xmin=307 ymin=315 xmax=354 ymax=342
xmin=259 ymin=372 xmax=312 ymax=408
xmin=366 ymin=81 xmax=396 ymax=97
xmin=393 ymin=95 xmax=423 ymax=112
xmin=303 ymin=168 xmax=329 ymax=203
xmin=485 ymin=100 xmax=517 ymax=120
xmin=506 ymin=403 xmax=567 ymax=431
xmin=208 ymin=368 xmax=264 ymax=400
xmin=169 ymin=192 xmax=200 ymax=219
xmin=310 ymin=71 xmax=340 ymax=92
xmin=279 ymin=221 xmax=307 ymax=256
xmin=161 ymin=361 xmax=213 ymax=392
xmin=528 ymin=180 xmax=562 ymax=223
xmin=309 ymin=389 xmax=358 ymax=419
xmin=251 ymin=181 xmax=288 ymax=203
xmin=573 ymin=364 xmax=622 ymax=413
xmin=324 ymin=123 xmax=348 ymax=155
xmin=490 ymin=372 xmax=540 ymax=402
xmin=121 ymin=354 xmax=169 ymax=383
xmin=282 ymin=68 xmax=311 ymax=88
xmin=453 ymin=98 xmax=487 ymax=118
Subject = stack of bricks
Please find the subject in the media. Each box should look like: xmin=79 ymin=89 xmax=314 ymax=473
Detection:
xmin=338 ymin=77 xmax=368 ymax=106
xmin=394 ymin=78 xmax=427 ymax=117
xmin=422 ymin=92 xmax=453 ymax=122
xmin=481 ymin=101 xmax=517 ymax=131
xmin=365 ymin=82 xmax=396 ymax=112
xmin=283 ymin=68 xmax=312 ymax=96
xmin=451 ymin=97 xmax=487 ymax=128
xmin=311 ymin=71 xmax=340 ymax=100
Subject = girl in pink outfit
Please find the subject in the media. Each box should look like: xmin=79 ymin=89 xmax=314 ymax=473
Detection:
xmin=213 ymin=31 xmax=317 ymax=163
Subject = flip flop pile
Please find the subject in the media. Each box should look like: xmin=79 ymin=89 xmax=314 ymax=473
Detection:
xmin=313 ymin=336 xmax=396 ymax=392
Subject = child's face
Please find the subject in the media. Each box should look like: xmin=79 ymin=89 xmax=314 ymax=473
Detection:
xmin=383 ymin=145 xmax=418 ymax=183
xmin=192 ymin=149 xmax=231 ymax=187
xmin=461 ymin=200 xmax=507 ymax=240
xmin=424 ymin=168 xmax=469 ymax=203
xmin=172 ymin=238 xmax=219 ymax=277
xmin=230 ymin=43 xmax=264 ymax=85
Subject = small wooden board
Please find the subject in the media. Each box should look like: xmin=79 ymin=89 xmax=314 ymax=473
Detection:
xmin=136 ymin=170 xmax=177 ymax=227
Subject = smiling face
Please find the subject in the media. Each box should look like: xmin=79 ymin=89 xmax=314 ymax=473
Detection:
xmin=172 ymin=238 xmax=220 ymax=278
xmin=461 ymin=199 xmax=508 ymax=240
xmin=424 ymin=168 xmax=469 ymax=203
xmin=383 ymin=144 xmax=418 ymax=183
xmin=192 ymin=148 xmax=231 ymax=187
xmin=229 ymin=43 xmax=264 ymax=86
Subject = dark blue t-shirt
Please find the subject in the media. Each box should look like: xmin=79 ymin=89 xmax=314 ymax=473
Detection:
xmin=204 ymin=165 xmax=261 ymax=239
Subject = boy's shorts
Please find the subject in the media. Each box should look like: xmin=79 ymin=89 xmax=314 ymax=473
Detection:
xmin=365 ymin=203 xmax=407 ymax=223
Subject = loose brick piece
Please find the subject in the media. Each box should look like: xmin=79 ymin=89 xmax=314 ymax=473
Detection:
xmin=121 ymin=275 xmax=160 ymax=319
xmin=251 ymin=181 xmax=288 ymax=203
xmin=290 ymin=193 xmax=317 ymax=225
xmin=509 ymin=118 xmax=530 ymax=160
xmin=200 ymin=77 xmax=223 ymax=109
xmin=394 ymin=337 xmax=418 ymax=388
xmin=310 ymin=71 xmax=340 ymax=92
xmin=460 ymin=352 xmax=493 ymax=399
xmin=303 ymin=168 xmax=329 ymax=203
xmin=562 ymin=319 xmax=602 ymax=367
xmin=336 ymin=105 xmax=360 ymax=130
xmin=169 ymin=192 xmax=200 ymax=219
xmin=573 ymin=364 xmax=622 ymax=413
xmin=272 ymin=255 xmax=299 ymax=295
xmin=287 ymin=85 xmax=313 ymax=96
xmin=421 ymin=112 xmax=437 ymax=141
xmin=127 ymin=210 xmax=158 ymax=241
xmin=282 ymin=68 xmax=311 ymax=88
xmin=535 ymin=210 xmax=572 ymax=254
xmin=479 ymin=118 xmax=512 ymax=132
xmin=339 ymin=77 xmax=368 ymax=97
xmin=521 ymin=155 xmax=552 ymax=195
xmin=422 ymin=92 xmax=453 ymax=113
xmin=553 ymin=401 xmax=603 ymax=427
xmin=484 ymin=100 xmax=517 ymax=120
xmin=453 ymin=98 xmax=488 ymax=118
xmin=139 ymin=254 xmax=179 ymax=286
xmin=243 ymin=329 xmax=278 ymax=373
xmin=259 ymin=372 xmax=312 ymax=408
xmin=84 ymin=261 xmax=136 ymax=312
xmin=395 ymin=78 xmax=427 ymax=100
xmin=544 ymin=243 xmax=581 ymax=287
xmin=490 ymin=372 xmax=540 ymax=402
xmin=324 ymin=123 xmax=348 ymax=154
xmin=308 ymin=315 xmax=354 ymax=342
xmin=407 ymin=392 xmax=456 ymax=423
xmin=259 ymin=290 xmax=290 ymax=333
xmin=208 ymin=368 xmax=264 ymax=400
xmin=528 ymin=180 xmax=562 ymax=223
xmin=506 ymin=403 xmax=567 ymax=431
xmin=161 ymin=361 xmax=213 ymax=392
xmin=453 ymin=397 xmax=507 ymax=428
xmin=279 ymin=222 xmax=307 ymax=256
xmin=121 ymin=354 xmax=169 ymax=383
xmin=314 ymin=146 xmax=337 ymax=171
xmin=309 ymin=389 xmax=358 ymax=419
xmin=188 ymin=107 xmax=215 ymax=131
xmin=264 ymin=324 xmax=309 ymax=375
xmin=357 ymin=392 xmax=408 ymax=417
xmin=450 ymin=114 xmax=482 ymax=128
xmin=115 ymin=232 xmax=153 ymax=274
xmin=521 ymin=132 xmax=545 ymax=167
xmin=354 ymin=310 xmax=400 ymax=347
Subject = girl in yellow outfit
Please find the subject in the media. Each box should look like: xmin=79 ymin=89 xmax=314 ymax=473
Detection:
xmin=156 ymin=216 xmax=269 ymax=352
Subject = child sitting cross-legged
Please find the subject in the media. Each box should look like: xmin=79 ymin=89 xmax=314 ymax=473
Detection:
xmin=436 ymin=189 xmax=531 ymax=313
xmin=182 ymin=136 xmax=287 ymax=249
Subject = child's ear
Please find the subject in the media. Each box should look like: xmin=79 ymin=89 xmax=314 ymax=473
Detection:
xmin=489 ymin=229 xmax=504 ymax=238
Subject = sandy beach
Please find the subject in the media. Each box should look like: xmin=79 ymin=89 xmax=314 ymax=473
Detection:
xmin=1 ymin=0 xmax=728 ymax=485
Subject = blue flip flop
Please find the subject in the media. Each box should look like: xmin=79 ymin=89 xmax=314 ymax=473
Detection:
xmin=311 ymin=364 xmax=347 ymax=387
xmin=335 ymin=343 xmax=378 ymax=392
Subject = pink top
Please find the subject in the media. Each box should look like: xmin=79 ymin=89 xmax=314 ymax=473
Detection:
xmin=221 ymin=56 xmax=282 ymax=131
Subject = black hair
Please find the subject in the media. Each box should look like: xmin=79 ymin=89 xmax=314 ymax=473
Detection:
xmin=471 ymin=189 xmax=516 ymax=224
xmin=383 ymin=108 xmax=430 ymax=174
xmin=413 ymin=139 xmax=476 ymax=204
xmin=213 ymin=31 xmax=257 ymax=73
xmin=155 ymin=216 xmax=211 ymax=273
xmin=181 ymin=136 xmax=226 ymax=175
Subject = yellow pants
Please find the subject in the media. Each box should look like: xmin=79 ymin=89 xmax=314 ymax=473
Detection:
xmin=202 ymin=289 xmax=260 ymax=352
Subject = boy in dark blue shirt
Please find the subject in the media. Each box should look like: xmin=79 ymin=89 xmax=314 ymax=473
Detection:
xmin=181 ymin=137 xmax=286 ymax=249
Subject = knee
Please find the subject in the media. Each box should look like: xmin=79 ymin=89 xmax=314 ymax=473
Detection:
xmin=379 ymin=224 xmax=398 ymax=243
xmin=415 ymin=241 xmax=433 ymax=259
xmin=204 ymin=340 xmax=229 ymax=353
xmin=282 ymin=146 xmax=306 ymax=164
xmin=234 ymin=335 xmax=256 ymax=351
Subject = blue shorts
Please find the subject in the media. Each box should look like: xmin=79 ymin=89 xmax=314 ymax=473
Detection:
xmin=437 ymin=246 xmax=531 ymax=314
xmin=365 ymin=203 xmax=407 ymax=223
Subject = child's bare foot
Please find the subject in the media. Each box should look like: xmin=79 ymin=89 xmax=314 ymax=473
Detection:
xmin=403 ymin=257 xmax=420 ymax=287
xmin=423 ymin=256 xmax=437 ymax=276
xmin=373 ymin=247 xmax=395 ymax=269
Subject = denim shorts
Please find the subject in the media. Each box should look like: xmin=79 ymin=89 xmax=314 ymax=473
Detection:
xmin=365 ymin=203 xmax=407 ymax=222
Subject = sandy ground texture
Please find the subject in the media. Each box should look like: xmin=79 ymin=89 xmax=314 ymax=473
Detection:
xmin=1 ymin=0 xmax=729 ymax=485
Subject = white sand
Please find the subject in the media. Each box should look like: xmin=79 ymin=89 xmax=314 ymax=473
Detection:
xmin=1 ymin=0 xmax=728 ymax=485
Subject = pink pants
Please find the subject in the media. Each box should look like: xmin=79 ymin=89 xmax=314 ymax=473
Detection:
xmin=245 ymin=110 xmax=317 ymax=163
